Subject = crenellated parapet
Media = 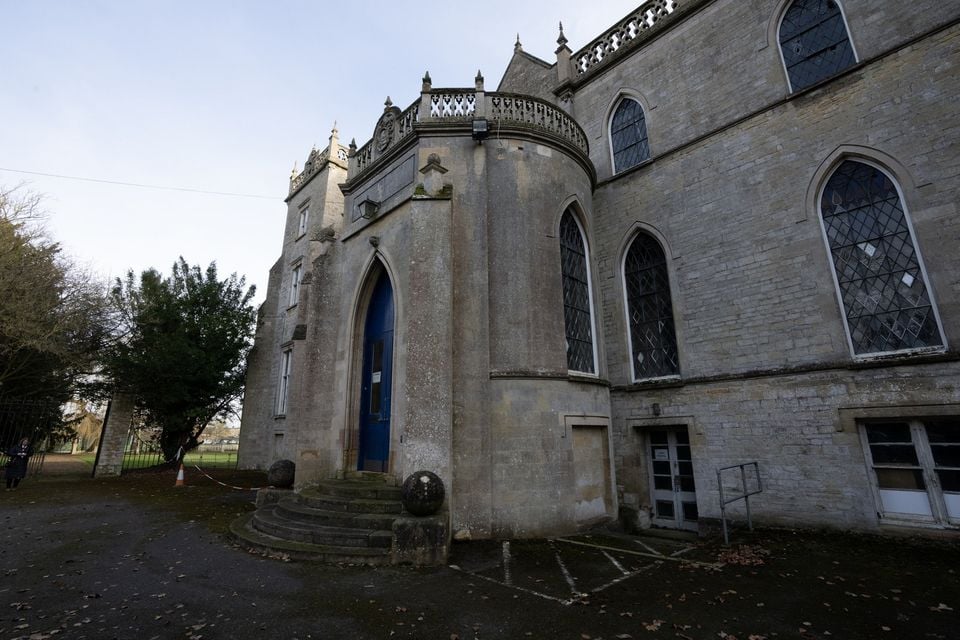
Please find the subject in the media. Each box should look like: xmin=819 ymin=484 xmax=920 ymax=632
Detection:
xmin=289 ymin=138 xmax=350 ymax=197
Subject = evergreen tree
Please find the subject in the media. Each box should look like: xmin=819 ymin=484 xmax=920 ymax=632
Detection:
xmin=101 ymin=258 xmax=256 ymax=461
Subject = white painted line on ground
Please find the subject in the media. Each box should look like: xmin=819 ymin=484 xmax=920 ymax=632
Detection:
xmin=602 ymin=549 xmax=629 ymax=575
xmin=448 ymin=565 xmax=569 ymax=604
xmin=633 ymin=538 xmax=664 ymax=556
xmin=450 ymin=544 xmax=691 ymax=608
xmin=550 ymin=540 xmax=580 ymax=596
xmin=585 ymin=562 xmax=658 ymax=598
xmin=555 ymin=538 xmax=722 ymax=569
xmin=502 ymin=540 xmax=513 ymax=586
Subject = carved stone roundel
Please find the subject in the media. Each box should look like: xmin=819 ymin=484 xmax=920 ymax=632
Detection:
xmin=375 ymin=110 xmax=397 ymax=153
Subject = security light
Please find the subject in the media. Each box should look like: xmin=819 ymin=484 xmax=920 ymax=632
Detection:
xmin=471 ymin=118 xmax=489 ymax=142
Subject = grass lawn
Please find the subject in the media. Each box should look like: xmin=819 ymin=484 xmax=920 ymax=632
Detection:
xmin=51 ymin=449 xmax=240 ymax=471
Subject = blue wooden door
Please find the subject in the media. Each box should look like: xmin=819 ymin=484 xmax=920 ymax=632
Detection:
xmin=358 ymin=273 xmax=394 ymax=472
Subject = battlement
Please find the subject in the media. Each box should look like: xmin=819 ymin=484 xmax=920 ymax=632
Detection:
xmin=289 ymin=141 xmax=350 ymax=197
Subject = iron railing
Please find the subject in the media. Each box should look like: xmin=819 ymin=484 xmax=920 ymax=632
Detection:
xmin=717 ymin=461 xmax=763 ymax=545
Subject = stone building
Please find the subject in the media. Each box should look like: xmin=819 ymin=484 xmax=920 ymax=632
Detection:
xmin=239 ymin=0 xmax=960 ymax=539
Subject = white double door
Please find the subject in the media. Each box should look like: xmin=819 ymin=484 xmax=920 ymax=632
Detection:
xmin=648 ymin=427 xmax=698 ymax=531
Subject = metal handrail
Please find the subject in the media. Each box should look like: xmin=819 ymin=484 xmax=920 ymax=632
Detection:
xmin=717 ymin=461 xmax=762 ymax=545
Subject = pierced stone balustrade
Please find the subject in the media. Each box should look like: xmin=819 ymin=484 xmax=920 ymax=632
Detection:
xmin=346 ymin=87 xmax=591 ymax=183
xmin=572 ymin=0 xmax=678 ymax=77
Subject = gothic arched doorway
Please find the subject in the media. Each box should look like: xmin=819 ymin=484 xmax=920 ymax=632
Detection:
xmin=357 ymin=270 xmax=394 ymax=472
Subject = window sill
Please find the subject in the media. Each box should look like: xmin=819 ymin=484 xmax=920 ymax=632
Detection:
xmin=619 ymin=375 xmax=684 ymax=391
xmin=274 ymin=414 xmax=286 ymax=420
xmin=877 ymin=517 xmax=958 ymax=533
xmin=567 ymin=372 xmax=610 ymax=386
xmin=850 ymin=347 xmax=949 ymax=368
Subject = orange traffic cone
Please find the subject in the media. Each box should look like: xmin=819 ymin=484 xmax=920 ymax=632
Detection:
xmin=175 ymin=463 xmax=186 ymax=487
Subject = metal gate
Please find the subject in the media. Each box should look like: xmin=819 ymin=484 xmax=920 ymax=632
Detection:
xmin=0 ymin=398 xmax=55 ymax=477
xmin=119 ymin=422 xmax=240 ymax=472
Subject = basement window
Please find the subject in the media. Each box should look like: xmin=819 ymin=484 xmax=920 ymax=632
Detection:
xmin=862 ymin=419 xmax=960 ymax=526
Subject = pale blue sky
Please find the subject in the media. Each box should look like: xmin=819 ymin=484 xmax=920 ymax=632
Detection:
xmin=1 ymin=1 xmax=639 ymax=301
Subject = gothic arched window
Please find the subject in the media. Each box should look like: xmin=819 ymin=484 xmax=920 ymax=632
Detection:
xmin=560 ymin=209 xmax=597 ymax=374
xmin=778 ymin=0 xmax=856 ymax=92
xmin=624 ymin=233 xmax=679 ymax=380
xmin=611 ymin=98 xmax=650 ymax=173
xmin=820 ymin=160 xmax=944 ymax=355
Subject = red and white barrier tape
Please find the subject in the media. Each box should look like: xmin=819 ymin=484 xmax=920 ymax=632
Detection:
xmin=190 ymin=464 xmax=269 ymax=491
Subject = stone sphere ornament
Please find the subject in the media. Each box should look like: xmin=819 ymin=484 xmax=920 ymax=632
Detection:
xmin=401 ymin=470 xmax=445 ymax=516
xmin=267 ymin=459 xmax=296 ymax=488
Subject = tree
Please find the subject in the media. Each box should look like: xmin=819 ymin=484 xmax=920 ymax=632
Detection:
xmin=0 ymin=187 xmax=110 ymax=441
xmin=100 ymin=258 xmax=256 ymax=461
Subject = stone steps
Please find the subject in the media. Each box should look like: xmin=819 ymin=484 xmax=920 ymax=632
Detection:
xmin=252 ymin=505 xmax=393 ymax=547
xmin=296 ymin=488 xmax=404 ymax=514
xmin=230 ymin=475 xmax=403 ymax=564
xmin=229 ymin=513 xmax=392 ymax=564
xmin=275 ymin=500 xmax=398 ymax=530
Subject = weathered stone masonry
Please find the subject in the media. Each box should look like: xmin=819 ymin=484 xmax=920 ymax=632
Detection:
xmin=240 ymin=0 xmax=960 ymax=538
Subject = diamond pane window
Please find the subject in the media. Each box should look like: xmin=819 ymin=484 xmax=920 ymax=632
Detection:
xmin=559 ymin=210 xmax=596 ymax=374
xmin=276 ymin=348 xmax=293 ymax=416
xmin=624 ymin=233 xmax=679 ymax=379
xmin=820 ymin=160 xmax=943 ymax=355
xmin=611 ymin=98 xmax=650 ymax=173
xmin=779 ymin=0 xmax=856 ymax=92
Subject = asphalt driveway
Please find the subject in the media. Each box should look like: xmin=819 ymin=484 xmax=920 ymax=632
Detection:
xmin=1 ymin=466 xmax=958 ymax=639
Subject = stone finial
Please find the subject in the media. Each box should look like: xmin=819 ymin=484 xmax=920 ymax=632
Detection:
xmin=384 ymin=96 xmax=393 ymax=110
xmin=557 ymin=21 xmax=568 ymax=48
xmin=290 ymin=161 xmax=298 ymax=180
xmin=422 ymin=71 xmax=432 ymax=92
xmin=348 ymin=138 xmax=357 ymax=157
xmin=514 ymin=33 xmax=522 ymax=53
xmin=475 ymin=70 xmax=484 ymax=91
xmin=556 ymin=21 xmax=572 ymax=82
xmin=328 ymin=123 xmax=339 ymax=155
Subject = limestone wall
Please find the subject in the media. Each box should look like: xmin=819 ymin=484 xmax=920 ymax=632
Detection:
xmin=568 ymin=1 xmax=960 ymax=530
xmin=238 ymin=156 xmax=347 ymax=472
xmin=612 ymin=364 xmax=960 ymax=530
xmin=570 ymin=0 xmax=954 ymax=182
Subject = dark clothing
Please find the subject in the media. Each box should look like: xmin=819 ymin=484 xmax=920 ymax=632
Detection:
xmin=5 ymin=443 xmax=32 ymax=488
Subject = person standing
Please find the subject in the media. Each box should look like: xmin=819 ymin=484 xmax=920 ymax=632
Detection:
xmin=5 ymin=437 xmax=32 ymax=490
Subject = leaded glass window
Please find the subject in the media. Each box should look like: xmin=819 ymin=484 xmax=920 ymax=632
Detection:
xmin=779 ymin=0 xmax=856 ymax=92
xmin=624 ymin=233 xmax=679 ymax=379
xmin=611 ymin=98 xmax=650 ymax=173
xmin=277 ymin=348 xmax=292 ymax=416
xmin=820 ymin=160 xmax=943 ymax=355
xmin=560 ymin=210 xmax=596 ymax=374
